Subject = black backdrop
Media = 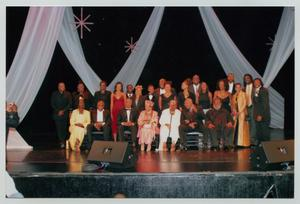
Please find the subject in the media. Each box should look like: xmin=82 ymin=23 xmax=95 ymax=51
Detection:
xmin=6 ymin=7 xmax=294 ymax=146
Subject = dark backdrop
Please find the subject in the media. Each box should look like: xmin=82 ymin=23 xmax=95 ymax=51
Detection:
xmin=6 ymin=7 xmax=294 ymax=146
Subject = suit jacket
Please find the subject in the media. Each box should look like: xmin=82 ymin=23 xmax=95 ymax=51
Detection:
xmin=117 ymin=108 xmax=139 ymax=126
xmin=131 ymin=95 xmax=144 ymax=113
xmin=51 ymin=90 xmax=72 ymax=120
xmin=180 ymin=106 xmax=206 ymax=128
xmin=224 ymin=79 xmax=236 ymax=95
xmin=143 ymin=94 xmax=159 ymax=112
xmin=206 ymin=108 xmax=233 ymax=128
xmin=90 ymin=109 xmax=111 ymax=126
xmin=93 ymin=90 xmax=111 ymax=110
xmin=252 ymin=87 xmax=270 ymax=122
xmin=188 ymin=84 xmax=201 ymax=96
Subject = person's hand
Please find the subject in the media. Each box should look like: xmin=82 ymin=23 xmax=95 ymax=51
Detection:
xmin=208 ymin=123 xmax=215 ymax=129
xmin=58 ymin=110 xmax=64 ymax=116
xmin=226 ymin=122 xmax=233 ymax=128
xmin=189 ymin=123 xmax=195 ymax=129
xmin=165 ymin=124 xmax=171 ymax=129
xmin=75 ymin=123 xmax=84 ymax=128
xmin=184 ymin=120 xmax=190 ymax=124
xmin=256 ymin=115 xmax=262 ymax=122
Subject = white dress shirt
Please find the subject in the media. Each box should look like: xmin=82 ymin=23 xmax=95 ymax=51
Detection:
xmin=228 ymin=82 xmax=234 ymax=93
xmin=126 ymin=109 xmax=131 ymax=121
xmin=97 ymin=109 xmax=104 ymax=122
xmin=148 ymin=94 xmax=153 ymax=100
xmin=160 ymin=88 xmax=166 ymax=95
xmin=193 ymin=84 xmax=200 ymax=94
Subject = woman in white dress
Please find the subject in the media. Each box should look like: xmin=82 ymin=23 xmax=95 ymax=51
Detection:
xmin=68 ymin=97 xmax=91 ymax=151
xmin=159 ymin=100 xmax=181 ymax=151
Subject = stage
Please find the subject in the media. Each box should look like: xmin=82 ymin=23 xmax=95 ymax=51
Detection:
xmin=6 ymin=148 xmax=294 ymax=198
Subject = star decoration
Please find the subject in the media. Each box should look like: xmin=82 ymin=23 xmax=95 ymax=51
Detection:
xmin=265 ymin=36 xmax=275 ymax=52
xmin=124 ymin=37 xmax=137 ymax=53
xmin=74 ymin=7 xmax=94 ymax=39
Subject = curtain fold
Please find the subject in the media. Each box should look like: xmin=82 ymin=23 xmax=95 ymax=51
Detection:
xmin=58 ymin=7 xmax=101 ymax=95
xmin=107 ymin=7 xmax=164 ymax=90
xmin=6 ymin=7 xmax=65 ymax=121
xmin=199 ymin=7 xmax=288 ymax=129
xmin=262 ymin=7 xmax=294 ymax=87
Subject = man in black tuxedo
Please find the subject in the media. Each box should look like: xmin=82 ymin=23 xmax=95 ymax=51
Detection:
xmin=253 ymin=78 xmax=270 ymax=143
xmin=51 ymin=82 xmax=72 ymax=149
xmin=143 ymin=84 xmax=159 ymax=112
xmin=86 ymin=100 xmax=111 ymax=149
xmin=225 ymin=73 xmax=235 ymax=94
xmin=179 ymin=98 xmax=206 ymax=150
xmin=188 ymin=74 xmax=201 ymax=105
xmin=117 ymin=98 xmax=138 ymax=146
xmin=93 ymin=81 xmax=111 ymax=110
xmin=126 ymin=84 xmax=135 ymax=99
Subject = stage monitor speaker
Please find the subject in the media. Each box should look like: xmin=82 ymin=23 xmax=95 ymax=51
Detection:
xmin=250 ymin=140 xmax=294 ymax=170
xmin=87 ymin=141 xmax=137 ymax=170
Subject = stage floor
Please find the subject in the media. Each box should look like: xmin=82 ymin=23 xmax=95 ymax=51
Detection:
xmin=7 ymin=148 xmax=258 ymax=173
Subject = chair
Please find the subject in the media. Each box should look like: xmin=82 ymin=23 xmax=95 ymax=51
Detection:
xmin=185 ymin=131 xmax=204 ymax=150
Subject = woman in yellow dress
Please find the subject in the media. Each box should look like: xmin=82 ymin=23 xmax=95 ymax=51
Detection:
xmin=69 ymin=97 xmax=91 ymax=151
xmin=231 ymin=83 xmax=250 ymax=147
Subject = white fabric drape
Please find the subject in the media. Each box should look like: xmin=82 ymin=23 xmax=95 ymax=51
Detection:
xmin=6 ymin=7 xmax=65 ymax=121
xmin=58 ymin=7 xmax=101 ymax=95
xmin=262 ymin=7 xmax=294 ymax=87
xmin=107 ymin=7 xmax=164 ymax=90
xmin=6 ymin=7 xmax=65 ymax=149
xmin=199 ymin=7 xmax=292 ymax=129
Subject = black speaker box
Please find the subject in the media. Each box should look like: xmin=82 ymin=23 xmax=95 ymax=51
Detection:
xmin=87 ymin=141 xmax=137 ymax=170
xmin=250 ymin=140 xmax=294 ymax=170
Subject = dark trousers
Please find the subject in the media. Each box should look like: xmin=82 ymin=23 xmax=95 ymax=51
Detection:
xmin=54 ymin=119 xmax=68 ymax=143
xmin=206 ymin=126 xmax=234 ymax=147
xmin=118 ymin=125 xmax=137 ymax=144
xmin=255 ymin=121 xmax=270 ymax=143
xmin=86 ymin=124 xmax=111 ymax=148
xmin=247 ymin=106 xmax=257 ymax=145
xmin=179 ymin=125 xmax=202 ymax=147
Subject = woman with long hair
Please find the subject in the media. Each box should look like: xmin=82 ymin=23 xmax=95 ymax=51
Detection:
xmin=110 ymin=82 xmax=126 ymax=141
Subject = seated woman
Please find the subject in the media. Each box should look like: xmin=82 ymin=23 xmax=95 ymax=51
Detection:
xmin=137 ymin=100 xmax=158 ymax=152
xmin=159 ymin=100 xmax=181 ymax=152
xmin=68 ymin=97 xmax=91 ymax=151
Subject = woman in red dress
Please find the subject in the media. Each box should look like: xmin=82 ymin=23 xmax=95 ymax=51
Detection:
xmin=110 ymin=82 xmax=126 ymax=141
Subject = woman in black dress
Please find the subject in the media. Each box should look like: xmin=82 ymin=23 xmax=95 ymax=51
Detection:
xmin=177 ymin=80 xmax=196 ymax=110
xmin=199 ymin=81 xmax=212 ymax=113
xmin=159 ymin=82 xmax=177 ymax=111
xmin=213 ymin=79 xmax=232 ymax=113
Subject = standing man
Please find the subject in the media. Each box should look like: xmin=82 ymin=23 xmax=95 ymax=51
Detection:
xmin=126 ymin=84 xmax=135 ymax=99
xmin=188 ymin=74 xmax=201 ymax=105
xmin=94 ymin=80 xmax=111 ymax=110
xmin=226 ymin=73 xmax=235 ymax=94
xmin=143 ymin=84 xmax=159 ymax=112
xmin=243 ymin=74 xmax=256 ymax=146
xmin=51 ymin=82 xmax=72 ymax=148
xmin=253 ymin=78 xmax=270 ymax=143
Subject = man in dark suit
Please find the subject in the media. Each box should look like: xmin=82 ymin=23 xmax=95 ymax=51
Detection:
xmin=143 ymin=84 xmax=159 ymax=112
xmin=179 ymin=98 xmax=206 ymax=150
xmin=126 ymin=84 xmax=135 ymax=99
xmin=188 ymin=74 xmax=201 ymax=105
xmin=86 ymin=100 xmax=111 ymax=149
xmin=225 ymin=73 xmax=236 ymax=94
xmin=253 ymin=78 xmax=270 ymax=143
xmin=117 ymin=98 xmax=138 ymax=146
xmin=154 ymin=78 xmax=176 ymax=97
xmin=93 ymin=81 xmax=111 ymax=110
xmin=205 ymin=97 xmax=234 ymax=150
xmin=72 ymin=81 xmax=93 ymax=110
xmin=51 ymin=82 xmax=72 ymax=149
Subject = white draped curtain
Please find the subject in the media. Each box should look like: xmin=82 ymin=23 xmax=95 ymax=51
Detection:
xmin=199 ymin=7 xmax=294 ymax=129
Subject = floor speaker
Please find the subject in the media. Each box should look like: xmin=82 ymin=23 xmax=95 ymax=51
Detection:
xmin=250 ymin=140 xmax=294 ymax=170
xmin=87 ymin=141 xmax=136 ymax=170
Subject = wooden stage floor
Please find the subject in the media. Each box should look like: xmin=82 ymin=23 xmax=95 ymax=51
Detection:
xmin=7 ymin=148 xmax=255 ymax=173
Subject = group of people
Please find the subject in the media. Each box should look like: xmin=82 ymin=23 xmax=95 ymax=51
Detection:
xmin=51 ymin=73 xmax=270 ymax=152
